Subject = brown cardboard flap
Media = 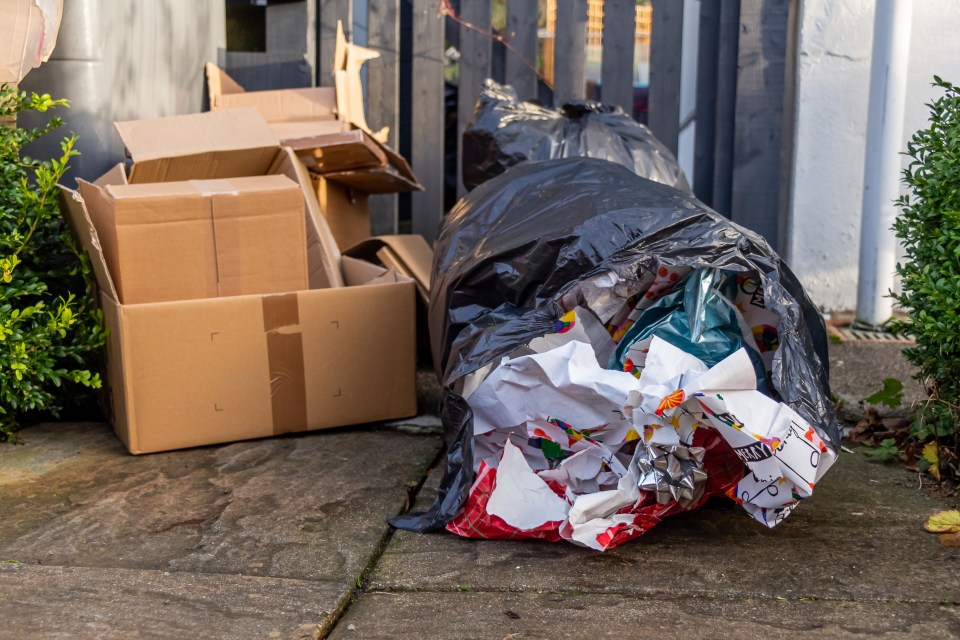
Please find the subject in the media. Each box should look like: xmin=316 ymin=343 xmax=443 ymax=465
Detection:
xmin=288 ymin=129 xmax=387 ymax=173
xmin=310 ymin=175 xmax=370 ymax=251
xmin=115 ymin=109 xmax=280 ymax=183
xmin=116 ymin=108 xmax=278 ymax=162
xmin=323 ymin=167 xmax=422 ymax=194
xmin=270 ymin=120 xmax=344 ymax=143
xmin=205 ymin=61 xmax=245 ymax=98
xmin=270 ymin=147 xmax=344 ymax=289
xmin=218 ymin=88 xmax=337 ymax=124
xmin=333 ymin=20 xmax=388 ymax=142
xmin=297 ymin=129 xmax=422 ymax=194
xmin=58 ymin=185 xmax=119 ymax=301
xmin=94 ymin=163 xmax=128 ymax=188
xmin=344 ymin=235 xmax=432 ymax=302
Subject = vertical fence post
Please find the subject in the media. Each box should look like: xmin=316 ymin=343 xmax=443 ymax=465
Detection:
xmin=729 ymin=0 xmax=790 ymax=250
xmin=318 ymin=0 xmax=352 ymax=86
xmin=711 ymin=0 xmax=740 ymax=217
xmin=367 ymin=0 xmax=400 ymax=234
xmin=648 ymin=0 xmax=683 ymax=156
xmin=410 ymin=0 xmax=446 ymax=242
xmin=694 ymin=0 xmax=720 ymax=206
xmin=505 ymin=0 xmax=539 ymax=101
xmin=457 ymin=0 xmax=491 ymax=198
xmin=601 ymin=0 xmax=635 ymax=113
xmin=554 ymin=0 xmax=587 ymax=105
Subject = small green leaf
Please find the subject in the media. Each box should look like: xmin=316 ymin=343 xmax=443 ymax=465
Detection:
xmin=864 ymin=378 xmax=904 ymax=409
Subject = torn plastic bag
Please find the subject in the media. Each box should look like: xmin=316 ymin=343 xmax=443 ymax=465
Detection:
xmin=461 ymin=79 xmax=690 ymax=193
xmin=391 ymin=157 xmax=838 ymax=547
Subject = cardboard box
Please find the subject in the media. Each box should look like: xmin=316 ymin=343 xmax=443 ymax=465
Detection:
xmin=60 ymin=108 xmax=421 ymax=454
xmin=110 ymin=107 xmax=343 ymax=290
xmin=77 ymin=175 xmax=308 ymax=304
xmin=206 ymin=65 xmax=422 ymax=196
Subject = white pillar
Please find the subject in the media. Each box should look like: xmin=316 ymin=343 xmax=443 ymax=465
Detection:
xmin=856 ymin=0 xmax=912 ymax=327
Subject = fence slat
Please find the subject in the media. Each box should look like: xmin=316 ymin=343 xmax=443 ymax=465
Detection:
xmin=648 ymin=0 xmax=683 ymax=156
xmin=730 ymin=0 xmax=790 ymax=250
xmin=693 ymin=0 xmax=721 ymax=206
xmin=601 ymin=0 xmax=634 ymax=112
xmin=367 ymin=0 xmax=400 ymax=234
xmin=554 ymin=0 xmax=587 ymax=105
xmin=457 ymin=0 xmax=492 ymax=197
xmin=711 ymin=0 xmax=740 ymax=217
xmin=410 ymin=0 xmax=446 ymax=242
xmin=267 ymin=2 xmax=309 ymax=55
xmin=505 ymin=0 xmax=538 ymax=100
xmin=318 ymin=0 xmax=352 ymax=86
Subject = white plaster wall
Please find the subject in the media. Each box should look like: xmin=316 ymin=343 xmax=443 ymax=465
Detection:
xmin=788 ymin=0 xmax=960 ymax=311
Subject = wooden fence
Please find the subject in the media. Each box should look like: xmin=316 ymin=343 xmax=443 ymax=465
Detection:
xmin=222 ymin=0 xmax=796 ymax=252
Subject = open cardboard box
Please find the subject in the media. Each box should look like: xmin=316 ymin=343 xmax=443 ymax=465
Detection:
xmin=60 ymin=108 xmax=426 ymax=454
xmin=206 ymin=65 xmax=422 ymax=196
xmin=206 ymin=20 xmax=421 ymax=198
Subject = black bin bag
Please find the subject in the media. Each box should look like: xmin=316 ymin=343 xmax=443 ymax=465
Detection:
xmin=392 ymin=158 xmax=839 ymax=551
xmin=461 ymin=79 xmax=690 ymax=193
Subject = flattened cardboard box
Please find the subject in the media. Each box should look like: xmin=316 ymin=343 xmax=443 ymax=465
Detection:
xmin=78 ymin=175 xmax=308 ymax=304
xmin=60 ymin=109 xmax=417 ymax=454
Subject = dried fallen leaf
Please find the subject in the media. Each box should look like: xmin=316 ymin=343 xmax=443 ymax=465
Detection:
xmin=924 ymin=510 xmax=960 ymax=534
xmin=939 ymin=531 xmax=960 ymax=547
xmin=922 ymin=442 xmax=941 ymax=481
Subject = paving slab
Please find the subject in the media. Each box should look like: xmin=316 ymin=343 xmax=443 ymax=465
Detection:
xmin=0 ymin=421 xmax=442 ymax=638
xmin=329 ymin=591 xmax=960 ymax=639
xmin=0 ymin=422 xmax=440 ymax=581
xmin=369 ymin=450 xmax=960 ymax=604
xmin=828 ymin=341 xmax=923 ymax=415
xmin=0 ymin=563 xmax=339 ymax=640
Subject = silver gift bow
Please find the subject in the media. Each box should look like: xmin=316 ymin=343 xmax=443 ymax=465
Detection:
xmin=637 ymin=444 xmax=708 ymax=508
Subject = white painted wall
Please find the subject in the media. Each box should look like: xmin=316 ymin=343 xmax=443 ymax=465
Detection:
xmin=787 ymin=0 xmax=960 ymax=311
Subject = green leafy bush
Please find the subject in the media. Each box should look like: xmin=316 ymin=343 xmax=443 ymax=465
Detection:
xmin=892 ymin=76 xmax=960 ymax=481
xmin=0 ymin=85 xmax=106 ymax=441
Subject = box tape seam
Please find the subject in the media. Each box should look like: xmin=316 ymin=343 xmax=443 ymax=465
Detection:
xmin=261 ymin=293 xmax=308 ymax=434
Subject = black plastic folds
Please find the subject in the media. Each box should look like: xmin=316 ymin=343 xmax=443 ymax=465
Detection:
xmin=461 ymin=79 xmax=690 ymax=193
xmin=391 ymin=158 xmax=839 ymax=533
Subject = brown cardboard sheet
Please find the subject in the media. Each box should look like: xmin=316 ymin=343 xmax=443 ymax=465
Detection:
xmin=292 ymin=128 xmax=422 ymax=193
xmin=311 ymin=175 xmax=370 ymax=250
xmin=115 ymin=108 xmax=280 ymax=183
xmin=344 ymin=234 xmax=433 ymax=303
